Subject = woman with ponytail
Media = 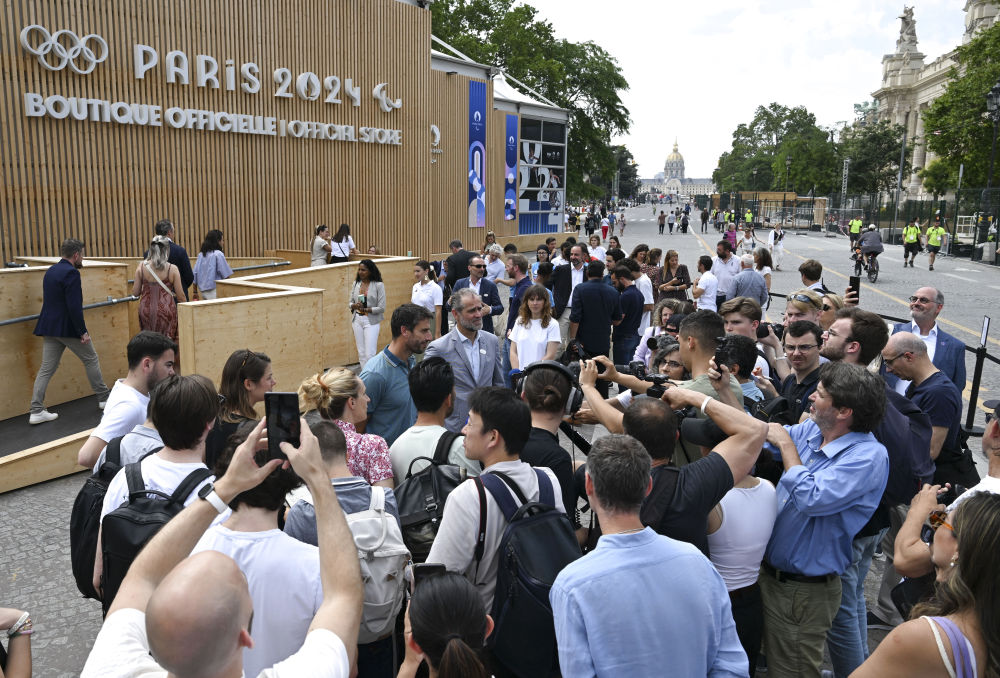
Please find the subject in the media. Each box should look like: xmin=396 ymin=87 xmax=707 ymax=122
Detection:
xmin=398 ymin=573 xmax=492 ymax=678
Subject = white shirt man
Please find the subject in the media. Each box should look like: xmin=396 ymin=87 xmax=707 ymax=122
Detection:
xmin=693 ymin=256 xmax=719 ymax=311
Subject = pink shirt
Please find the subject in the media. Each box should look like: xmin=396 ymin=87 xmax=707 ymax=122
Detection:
xmin=336 ymin=420 xmax=393 ymax=484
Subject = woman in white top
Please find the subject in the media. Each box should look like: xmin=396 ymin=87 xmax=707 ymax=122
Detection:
xmin=588 ymin=234 xmax=606 ymax=265
xmin=349 ymin=259 xmax=386 ymax=366
xmin=853 ymin=491 xmax=1000 ymax=678
xmin=736 ymin=227 xmax=758 ymax=257
xmin=633 ymin=300 xmax=673 ymax=365
xmin=706 ymin=476 xmax=778 ymax=677
xmin=484 ymin=243 xmax=505 ymax=281
xmin=411 ymin=260 xmax=443 ymax=338
xmin=310 ymin=224 xmax=332 ymax=266
xmin=509 ymin=284 xmax=561 ymax=370
xmin=767 ymin=224 xmax=785 ymax=270
xmin=753 ymin=248 xmax=773 ymax=309
xmin=329 ymin=223 xmax=357 ymax=263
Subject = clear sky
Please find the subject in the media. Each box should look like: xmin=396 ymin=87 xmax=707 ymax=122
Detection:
xmin=529 ymin=0 xmax=968 ymax=179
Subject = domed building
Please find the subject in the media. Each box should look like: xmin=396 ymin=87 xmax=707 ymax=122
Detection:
xmin=641 ymin=140 xmax=715 ymax=198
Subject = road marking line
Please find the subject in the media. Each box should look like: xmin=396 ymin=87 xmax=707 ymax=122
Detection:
xmin=783 ymin=249 xmax=1000 ymax=349
xmin=943 ymin=273 xmax=978 ymax=282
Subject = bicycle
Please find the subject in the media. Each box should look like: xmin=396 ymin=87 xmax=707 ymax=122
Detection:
xmin=852 ymin=248 xmax=879 ymax=283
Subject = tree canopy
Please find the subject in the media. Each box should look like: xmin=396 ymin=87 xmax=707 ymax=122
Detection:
xmin=921 ymin=21 xmax=1000 ymax=189
xmin=430 ymin=0 xmax=631 ymax=200
xmin=713 ymin=103 xmax=909 ymax=196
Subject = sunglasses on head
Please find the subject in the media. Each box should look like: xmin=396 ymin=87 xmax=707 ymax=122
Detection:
xmin=920 ymin=509 xmax=954 ymax=545
xmin=790 ymin=294 xmax=821 ymax=309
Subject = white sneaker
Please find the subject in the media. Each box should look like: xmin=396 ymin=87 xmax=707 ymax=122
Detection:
xmin=29 ymin=410 xmax=59 ymax=425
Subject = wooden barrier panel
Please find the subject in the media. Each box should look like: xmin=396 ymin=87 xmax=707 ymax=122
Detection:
xmin=0 ymin=262 xmax=131 ymax=421
xmin=177 ymin=284 xmax=325 ymax=394
xmin=0 ymin=430 xmax=92 ymax=493
xmin=228 ymin=256 xmax=417 ymax=367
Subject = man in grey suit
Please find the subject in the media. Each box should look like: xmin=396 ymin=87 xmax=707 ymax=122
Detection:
xmin=424 ymin=288 xmax=505 ymax=432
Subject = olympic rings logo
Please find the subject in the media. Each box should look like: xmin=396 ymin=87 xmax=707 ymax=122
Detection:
xmin=19 ymin=25 xmax=108 ymax=75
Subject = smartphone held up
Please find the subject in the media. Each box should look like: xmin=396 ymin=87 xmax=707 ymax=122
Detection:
xmin=264 ymin=392 xmax=300 ymax=460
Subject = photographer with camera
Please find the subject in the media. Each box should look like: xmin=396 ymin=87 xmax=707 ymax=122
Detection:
xmin=575 ymin=358 xmax=767 ymax=559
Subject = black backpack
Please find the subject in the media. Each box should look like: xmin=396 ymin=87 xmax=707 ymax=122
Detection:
xmin=393 ymin=430 xmax=468 ymax=563
xmin=475 ymin=470 xmax=582 ymax=678
xmin=100 ymin=462 xmax=212 ymax=612
xmin=69 ymin=436 xmax=164 ymax=600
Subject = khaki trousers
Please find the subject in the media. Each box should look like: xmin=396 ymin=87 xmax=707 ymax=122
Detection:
xmin=759 ymin=568 xmax=841 ymax=678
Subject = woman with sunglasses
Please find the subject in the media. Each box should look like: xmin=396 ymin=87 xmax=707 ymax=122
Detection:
xmin=398 ymin=572 xmax=491 ymax=678
xmin=818 ymin=293 xmax=845 ymax=331
xmin=852 ymin=491 xmax=1000 ymax=678
xmin=204 ymin=349 xmax=275 ymax=469
xmin=634 ymin=300 xmax=674 ymax=365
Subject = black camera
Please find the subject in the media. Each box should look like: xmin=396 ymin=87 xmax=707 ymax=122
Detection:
xmin=939 ymin=484 xmax=968 ymax=506
xmin=756 ymin=322 xmax=784 ymax=341
xmin=620 ymin=360 xmax=673 ymax=399
xmin=647 ymin=334 xmax=679 ymax=351
xmin=713 ymin=336 xmax=733 ymax=372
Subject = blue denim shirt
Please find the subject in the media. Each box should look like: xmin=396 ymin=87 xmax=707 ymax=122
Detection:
xmin=764 ymin=420 xmax=888 ymax=576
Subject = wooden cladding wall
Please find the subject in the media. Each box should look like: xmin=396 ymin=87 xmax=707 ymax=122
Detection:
xmin=1 ymin=0 xmax=431 ymax=264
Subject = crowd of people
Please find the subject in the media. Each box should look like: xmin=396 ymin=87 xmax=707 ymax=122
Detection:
xmin=12 ymin=216 xmax=999 ymax=678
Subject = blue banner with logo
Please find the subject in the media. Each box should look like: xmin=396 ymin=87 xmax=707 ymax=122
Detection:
xmin=504 ymin=114 xmax=518 ymax=221
xmin=468 ymin=80 xmax=487 ymax=228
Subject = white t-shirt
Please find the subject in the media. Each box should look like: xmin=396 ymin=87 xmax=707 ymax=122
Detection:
xmin=589 ymin=245 xmax=606 ymax=263
xmin=389 ymin=424 xmax=481 ymax=479
xmin=636 ymin=274 xmax=654 ymax=335
xmin=329 ymin=236 xmax=354 ymax=258
xmin=81 ymin=607 xmax=349 ymax=678
xmin=100 ymin=454 xmax=217 ymax=522
xmin=510 ymin=318 xmax=561 ymax=368
xmin=768 ymin=229 xmax=785 ymax=248
xmin=192 ymin=527 xmax=323 ymax=678
xmin=696 ymin=271 xmax=719 ymax=311
xmin=707 ymin=479 xmax=778 ymax=590
xmin=94 ymin=380 xmax=150 ymax=445
xmin=426 ymin=460 xmax=564 ymax=609
xmin=757 ymin=265 xmax=772 ymax=279
xmin=485 ymin=258 xmax=505 ymax=282
xmin=411 ymin=281 xmax=443 ymax=313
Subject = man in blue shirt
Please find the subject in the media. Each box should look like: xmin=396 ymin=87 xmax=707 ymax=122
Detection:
xmin=761 ymin=362 xmax=889 ymax=678
xmin=359 ymin=304 xmax=434 ymax=445
xmin=610 ymin=265 xmax=643 ymax=365
xmin=551 ymin=434 xmax=748 ymax=678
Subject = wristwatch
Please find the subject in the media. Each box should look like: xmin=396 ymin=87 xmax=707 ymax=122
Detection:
xmin=198 ymin=483 xmax=228 ymax=514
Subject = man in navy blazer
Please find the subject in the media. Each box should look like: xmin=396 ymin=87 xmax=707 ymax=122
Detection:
xmin=424 ymin=288 xmax=504 ymax=432
xmin=551 ymin=243 xmax=589 ymax=347
xmin=29 ymin=239 xmax=109 ymax=424
xmin=153 ymin=219 xmax=194 ymax=300
xmin=885 ymin=286 xmax=966 ymax=395
xmin=451 ymin=255 xmax=503 ymax=333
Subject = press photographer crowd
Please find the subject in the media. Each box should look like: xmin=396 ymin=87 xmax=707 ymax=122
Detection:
xmin=7 ymin=233 xmax=1000 ymax=678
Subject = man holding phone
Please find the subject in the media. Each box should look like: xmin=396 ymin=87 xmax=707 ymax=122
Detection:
xmin=83 ymin=419 xmax=363 ymax=678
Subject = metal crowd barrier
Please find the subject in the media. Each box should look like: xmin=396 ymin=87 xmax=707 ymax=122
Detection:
xmin=0 ymin=295 xmax=139 ymax=327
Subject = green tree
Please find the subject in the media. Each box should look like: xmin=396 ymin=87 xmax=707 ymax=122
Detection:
xmin=590 ymin=145 xmax=640 ymax=199
xmin=430 ymin=0 xmax=630 ymax=201
xmin=713 ymin=103 xmax=838 ymax=194
xmin=922 ymin=20 xmax=1000 ymax=188
xmin=918 ymin=158 xmax=955 ymax=200
xmin=837 ymin=119 xmax=911 ymax=195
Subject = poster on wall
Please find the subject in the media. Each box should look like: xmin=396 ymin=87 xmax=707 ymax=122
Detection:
xmin=517 ymin=117 xmax=566 ymax=234
xmin=504 ymin=114 xmax=518 ymax=221
xmin=467 ymin=80 xmax=487 ymax=229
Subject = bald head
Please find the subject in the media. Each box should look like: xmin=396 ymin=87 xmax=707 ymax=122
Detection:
xmin=887 ymin=332 xmax=928 ymax=358
xmin=882 ymin=331 xmax=931 ymax=382
xmin=146 ymin=551 xmax=251 ymax=677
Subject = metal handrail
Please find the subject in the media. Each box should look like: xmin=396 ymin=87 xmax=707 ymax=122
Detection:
xmin=0 ymin=295 xmax=139 ymax=327
xmin=127 ymin=260 xmax=291 ymax=284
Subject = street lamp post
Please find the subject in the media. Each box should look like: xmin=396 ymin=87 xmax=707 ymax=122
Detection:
xmin=752 ymin=168 xmax=758 ymax=226
xmin=984 ymin=81 xmax=1000 ymax=260
xmin=785 ymin=156 xmax=792 ymax=193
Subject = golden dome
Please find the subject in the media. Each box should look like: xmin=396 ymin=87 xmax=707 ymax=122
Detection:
xmin=665 ymin=139 xmax=683 ymax=163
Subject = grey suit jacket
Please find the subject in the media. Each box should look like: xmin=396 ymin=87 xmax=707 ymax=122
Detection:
xmin=424 ymin=328 xmax=504 ymax=432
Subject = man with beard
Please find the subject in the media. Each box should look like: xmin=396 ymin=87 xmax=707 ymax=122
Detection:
xmin=29 ymin=238 xmax=110 ymax=425
xmin=425 ymin=288 xmax=505 ymax=432
xmin=360 ymin=303 xmax=435 ymax=445
xmin=610 ymin=265 xmax=644 ymax=365
xmin=778 ymin=321 xmax=823 ymax=423
xmin=78 ymin=331 xmax=178 ymax=468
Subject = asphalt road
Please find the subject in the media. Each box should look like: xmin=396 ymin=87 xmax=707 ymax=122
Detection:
xmin=608 ymin=204 xmax=1000 ymax=438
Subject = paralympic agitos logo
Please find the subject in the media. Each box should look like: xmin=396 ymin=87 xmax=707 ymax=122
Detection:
xmin=20 ymin=25 xmax=108 ymax=75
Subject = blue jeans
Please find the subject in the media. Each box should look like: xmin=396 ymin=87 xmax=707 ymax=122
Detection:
xmin=613 ymin=335 xmax=640 ymax=366
xmin=826 ymin=529 xmax=886 ymax=677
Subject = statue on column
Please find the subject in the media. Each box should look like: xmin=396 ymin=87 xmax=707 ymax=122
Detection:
xmin=896 ymin=6 xmax=918 ymax=52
